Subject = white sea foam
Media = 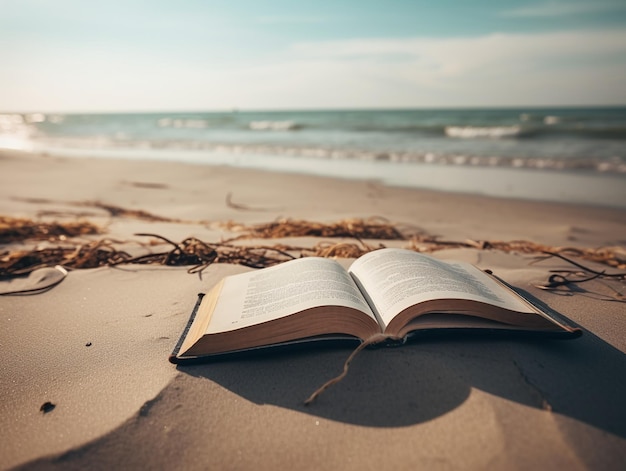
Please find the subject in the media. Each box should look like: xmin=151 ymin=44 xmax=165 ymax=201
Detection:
xmin=445 ymin=125 xmax=523 ymax=139
xmin=0 ymin=114 xmax=25 ymax=130
xmin=0 ymin=114 xmax=36 ymax=151
xmin=157 ymin=118 xmax=208 ymax=128
xmin=0 ymin=135 xmax=33 ymax=151
xmin=48 ymin=114 xmax=65 ymax=124
xmin=25 ymin=113 xmax=46 ymax=124
xmin=12 ymin=132 xmax=626 ymax=176
xmin=543 ymin=115 xmax=560 ymax=125
xmin=249 ymin=120 xmax=299 ymax=131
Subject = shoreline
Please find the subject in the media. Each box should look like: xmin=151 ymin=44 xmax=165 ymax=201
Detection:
xmin=2 ymin=150 xmax=625 ymax=251
xmin=15 ymin=148 xmax=626 ymax=210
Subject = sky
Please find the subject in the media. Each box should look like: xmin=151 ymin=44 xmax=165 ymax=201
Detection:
xmin=1 ymin=0 xmax=626 ymax=112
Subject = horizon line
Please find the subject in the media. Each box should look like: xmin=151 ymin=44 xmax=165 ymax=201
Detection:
xmin=3 ymin=104 xmax=626 ymax=115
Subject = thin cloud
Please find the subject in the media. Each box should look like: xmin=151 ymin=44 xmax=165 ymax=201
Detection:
xmin=279 ymin=30 xmax=626 ymax=106
xmin=289 ymin=30 xmax=626 ymax=69
xmin=256 ymin=15 xmax=327 ymax=24
xmin=499 ymin=0 xmax=626 ymax=17
xmin=3 ymin=29 xmax=625 ymax=111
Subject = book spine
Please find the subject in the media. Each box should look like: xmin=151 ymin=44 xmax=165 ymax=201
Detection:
xmin=168 ymin=293 xmax=206 ymax=364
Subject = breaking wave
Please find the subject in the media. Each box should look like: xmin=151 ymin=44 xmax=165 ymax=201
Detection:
xmin=249 ymin=120 xmax=301 ymax=131
xmin=445 ymin=126 xmax=526 ymax=139
xmin=157 ymin=118 xmax=208 ymax=129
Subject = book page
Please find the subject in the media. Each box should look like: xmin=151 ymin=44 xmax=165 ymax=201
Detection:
xmin=206 ymin=257 xmax=376 ymax=334
xmin=349 ymin=248 xmax=534 ymax=328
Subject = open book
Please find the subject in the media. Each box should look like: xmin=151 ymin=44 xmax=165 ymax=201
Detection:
xmin=170 ymin=248 xmax=580 ymax=363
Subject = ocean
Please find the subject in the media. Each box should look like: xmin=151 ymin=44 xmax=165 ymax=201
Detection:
xmin=1 ymin=108 xmax=625 ymax=207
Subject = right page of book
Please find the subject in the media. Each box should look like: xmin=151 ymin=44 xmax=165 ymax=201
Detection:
xmin=348 ymin=248 xmax=535 ymax=329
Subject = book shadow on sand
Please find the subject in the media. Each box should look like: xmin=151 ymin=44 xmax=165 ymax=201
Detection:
xmin=14 ymin=295 xmax=626 ymax=471
xmin=176 ymin=288 xmax=626 ymax=436
xmin=182 ymin=327 xmax=626 ymax=437
xmin=16 ymin=329 xmax=626 ymax=471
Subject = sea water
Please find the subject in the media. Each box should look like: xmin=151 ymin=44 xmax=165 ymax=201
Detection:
xmin=1 ymin=108 xmax=625 ymax=207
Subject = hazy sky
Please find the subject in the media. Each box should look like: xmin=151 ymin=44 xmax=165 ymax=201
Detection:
xmin=2 ymin=0 xmax=626 ymax=112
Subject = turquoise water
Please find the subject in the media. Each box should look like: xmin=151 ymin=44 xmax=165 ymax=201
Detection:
xmin=1 ymin=108 xmax=625 ymax=207
xmin=2 ymin=107 xmax=625 ymax=173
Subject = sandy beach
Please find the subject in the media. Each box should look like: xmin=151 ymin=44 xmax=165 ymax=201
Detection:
xmin=1 ymin=150 xmax=626 ymax=470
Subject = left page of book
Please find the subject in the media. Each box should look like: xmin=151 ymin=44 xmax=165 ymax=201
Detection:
xmin=206 ymin=257 xmax=377 ymax=335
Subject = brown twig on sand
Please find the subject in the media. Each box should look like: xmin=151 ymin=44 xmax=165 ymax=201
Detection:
xmin=11 ymin=197 xmax=190 ymax=223
xmin=533 ymin=251 xmax=626 ymax=302
xmin=225 ymin=192 xmax=260 ymax=211
xmin=79 ymin=201 xmax=182 ymax=222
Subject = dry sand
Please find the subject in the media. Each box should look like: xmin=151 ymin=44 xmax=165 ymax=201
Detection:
xmin=1 ymin=150 xmax=625 ymax=470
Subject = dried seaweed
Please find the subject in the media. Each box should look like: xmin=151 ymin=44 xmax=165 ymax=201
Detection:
xmin=0 ymin=216 xmax=101 ymax=244
xmin=1 ymin=217 xmax=625 ymax=294
xmin=293 ymin=240 xmax=384 ymax=259
xmin=222 ymin=217 xmax=409 ymax=241
xmin=0 ymin=236 xmax=298 ymax=279
xmin=126 ymin=234 xmax=297 ymax=272
xmin=407 ymin=236 xmax=626 ymax=269
xmin=0 ymin=239 xmax=133 ymax=277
